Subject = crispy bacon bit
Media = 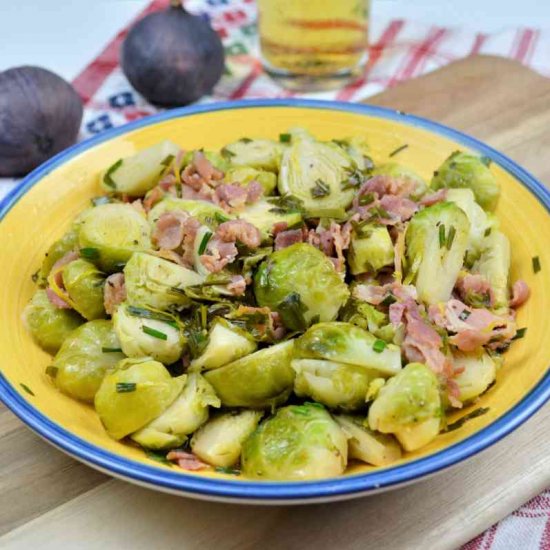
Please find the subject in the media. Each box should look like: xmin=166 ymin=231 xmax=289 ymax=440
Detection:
xmin=214 ymin=184 xmax=248 ymax=210
xmin=353 ymin=282 xmax=417 ymax=305
xmin=182 ymin=151 xmax=224 ymax=191
xmin=166 ymin=450 xmax=209 ymax=471
xmin=215 ymin=220 xmax=262 ymax=249
xmin=272 ymin=221 xmax=288 ymax=236
xmin=275 ymin=228 xmax=305 ymax=250
xmin=153 ymin=211 xmax=189 ymax=250
xmin=227 ymin=275 xmax=247 ymax=296
xmin=379 ymin=194 xmax=418 ymax=222
xmin=130 ymin=199 xmax=146 ymax=216
xmin=246 ymin=180 xmax=264 ymax=203
xmin=200 ymin=239 xmax=238 ymax=273
xmin=510 ymin=279 xmax=530 ymax=308
xmin=455 ymin=273 xmax=495 ymax=308
xmin=104 ymin=273 xmax=126 ymax=315
xmin=419 ymin=189 xmax=448 ymax=206
xmin=46 ymin=251 xmax=80 ymax=309
xmin=158 ymin=173 xmax=177 ymax=191
xmin=46 ymin=287 xmax=72 ymax=309
xmin=389 ymin=301 xmax=406 ymax=327
xmin=271 ymin=311 xmax=286 ymax=340
xmin=143 ymin=186 xmax=165 ymax=212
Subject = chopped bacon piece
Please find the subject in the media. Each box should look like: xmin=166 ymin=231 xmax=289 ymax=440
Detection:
xmin=166 ymin=450 xmax=209 ymax=471
xmin=419 ymin=189 xmax=448 ymax=206
xmin=353 ymin=282 xmax=417 ymax=306
xmin=227 ymin=275 xmax=247 ymax=296
xmin=104 ymin=273 xmax=126 ymax=315
xmin=143 ymin=186 xmax=165 ymax=211
xmin=130 ymin=199 xmax=146 ymax=216
xmin=200 ymin=239 xmax=238 ymax=273
xmin=275 ymin=228 xmax=305 ymax=250
xmin=389 ymin=301 xmax=406 ymax=327
xmin=182 ymin=151 xmax=224 ymax=191
xmin=379 ymin=194 xmax=418 ymax=222
xmin=510 ymin=279 xmax=530 ymax=308
xmin=46 ymin=251 xmax=79 ymax=309
xmin=152 ymin=211 xmax=189 ymax=250
xmin=246 ymin=180 xmax=263 ymax=203
xmin=215 ymin=220 xmax=262 ymax=249
xmin=46 ymin=287 xmax=72 ymax=309
xmin=214 ymin=184 xmax=248 ymax=210
xmin=272 ymin=221 xmax=288 ymax=236
xmin=455 ymin=273 xmax=495 ymax=308
xmin=158 ymin=173 xmax=177 ymax=191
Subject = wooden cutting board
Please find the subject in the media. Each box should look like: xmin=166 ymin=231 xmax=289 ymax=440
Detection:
xmin=0 ymin=55 xmax=549 ymax=550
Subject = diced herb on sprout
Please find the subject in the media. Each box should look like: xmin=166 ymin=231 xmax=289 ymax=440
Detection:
xmin=142 ymin=325 xmax=168 ymax=340
xmin=310 ymin=179 xmax=331 ymax=199
xmin=116 ymin=382 xmax=137 ymax=393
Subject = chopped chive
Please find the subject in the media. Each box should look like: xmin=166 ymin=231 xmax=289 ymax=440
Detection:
xmin=20 ymin=383 xmax=34 ymax=396
xmin=102 ymin=347 xmax=122 ymax=353
xmin=126 ymin=305 xmax=178 ymax=328
xmin=142 ymin=325 xmax=168 ymax=340
xmin=484 ymin=227 xmax=492 ymax=237
xmin=145 ymin=449 xmax=172 ymax=466
xmin=91 ymin=196 xmax=111 ymax=207
xmin=45 ymin=366 xmax=59 ymax=378
xmin=214 ymin=212 xmax=230 ymax=224
xmin=31 ymin=270 xmax=40 ymax=283
xmin=239 ymin=137 xmax=252 ymax=143
xmin=512 ymin=327 xmax=527 ymax=340
xmin=160 ymin=154 xmax=175 ymax=168
xmin=220 ymin=147 xmax=235 ymax=158
xmin=438 ymin=224 xmax=446 ymax=248
xmin=532 ymin=256 xmax=541 ymax=274
xmin=373 ymin=339 xmax=387 ymax=353
xmin=359 ymin=192 xmax=375 ymax=206
xmin=80 ymin=247 xmax=100 ymax=260
xmin=116 ymin=382 xmax=136 ymax=393
xmin=215 ymin=466 xmax=241 ymax=475
xmin=103 ymin=159 xmax=122 ymax=189
xmin=458 ymin=310 xmax=471 ymax=321
xmin=480 ymin=156 xmax=492 ymax=167
xmin=380 ymin=293 xmax=396 ymax=306
xmin=446 ymin=225 xmax=456 ymax=250
xmin=310 ymin=179 xmax=330 ymax=199
xmin=175 ymin=182 xmax=183 ymax=198
xmin=279 ymin=133 xmax=291 ymax=143
xmin=197 ymin=231 xmax=213 ymax=255
xmin=389 ymin=144 xmax=409 ymax=158
xmin=444 ymin=407 xmax=489 ymax=433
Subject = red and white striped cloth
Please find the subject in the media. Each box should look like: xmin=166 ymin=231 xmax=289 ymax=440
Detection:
xmin=1 ymin=3 xmax=549 ymax=547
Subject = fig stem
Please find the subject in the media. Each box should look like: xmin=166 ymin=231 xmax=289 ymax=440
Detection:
xmin=170 ymin=0 xmax=182 ymax=8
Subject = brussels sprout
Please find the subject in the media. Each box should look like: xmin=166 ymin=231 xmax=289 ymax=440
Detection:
xmin=348 ymin=223 xmax=394 ymax=275
xmin=471 ymin=230 xmax=510 ymax=310
xmin=124 ymin=252 xmax=204 ymax=310
xmin=204 ymin=340 xmax=295 ymax=408
xmin=190 ymin=318 xmax=257 ymax=371
xmin=405 ymin=202 xmax=470 ymax=305
xmin=131 ymin=372 xmax=220 ymax=450
xmin=100 ymin=140 xmax=181 ymax=197
xmin=292 ymin=359 xmax=378 ymax=410
xmin=78 ymin=203 xmax=152 ymax=272
xmin=241 ymin=403 xmax=348 ymax=480
xmin=147 ymin=197 xmax=231 ymax=227
xmin=453 ymin=351 xmax=496 ymax=403
xmin=371 ymin=162 xmax=428 ymax=200
xmin=368 ymin=363 xmax=442 ymax=451
xmin=61 ymin=259 xmax=106 ymax=320
xmin=222 ymin=139 xmax=282 ymax=172
xmin=445 ymin=189 xmax=495 ymax=264
xmin=225 ymin=166 xmax=277 ymax=195
xmin=333 ymin=135 xmax=372 ymax=169
xmin=52 ymin=320 xmax=125 ymax=402
xmin=431 ymin=151 xmax=500 ymax=211
xmin=254 ymin=244 xmax=350 ymax=330
xmin=295 ymin=322 xmax=402 ymax=376
xmin=339 ymin=299 xmax=395 ymax=342
xmin=334 ymin=415 xmax=402 ymax=466
xmin=238 ymin=199 xmax=302 ymax=240
xmin=94 ymin=357 xmax=185 ymax=440
xmin=191 ymin=410 xmax=263 ymax=468
xmin=278 ymin=132 xmax=356 ymax=218
xmin=22 ymin=289 xmax=83 ymax=353
xmin=38 ymin=228 xmax=79 ymax=284
xmin=113 ymin=303 xmax=185 ymax=364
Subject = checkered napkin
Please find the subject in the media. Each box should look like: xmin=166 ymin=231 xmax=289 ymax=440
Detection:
xmin=1 ymin=1 xmax=549 ymax=546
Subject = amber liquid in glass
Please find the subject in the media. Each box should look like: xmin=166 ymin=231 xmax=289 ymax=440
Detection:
xmin=258 ymin=0 xmax=370 ymax=91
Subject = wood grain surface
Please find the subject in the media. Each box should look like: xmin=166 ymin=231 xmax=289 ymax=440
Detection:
xmin=1 ymin=55 xmax=549 ymax=550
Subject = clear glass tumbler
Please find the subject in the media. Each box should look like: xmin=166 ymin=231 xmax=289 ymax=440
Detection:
xmin=257 ymin=0 xmax=370 ymax=92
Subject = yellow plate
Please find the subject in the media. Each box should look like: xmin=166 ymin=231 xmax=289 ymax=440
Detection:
xmin=1 ymin=100 xmax=549 ymax=503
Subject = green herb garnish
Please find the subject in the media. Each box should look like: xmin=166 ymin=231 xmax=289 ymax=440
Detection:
xmin=373 ymin=339 xmax=387 ymax=353
xmin=438 ymin=224 xmax=446 ymax=248
xmin=80 ymin=247 xmax=100 ymax=260
xmin=20 ymin=383 xmax=35 ymax=396
xmin=310 ymin=179 xmax=330 ymax=199
xmin=116 ymin=382 xmax=136 ymax=393
xmin=358 ymin=192 xmax=375 ymax=206
xmin=532 ymin=256 xmax=541 ymax=274
xmin=380 ymin=293 xmax=396 ymax=306
xmin=444 ymin=407 xmax=489 ymax=433
xmin=484 ymin=227 xmax=492 ymax=237
xmin=198 ymin=231 xmax=213 ymax=255
xmin=480 ymin=156 xmax=492 ymax=167
xmin=512 ymin=327 xmax=527 ymax=340
xmin=145 ymin=449 xmax=173 ymax=466
xmin=126 ymin=305 xmax=178 ymax=328
xmin=102 ymin=347 xmax=122 ymax=353
xmin=215 ymin=466 xmax=241 ymax=475
xmin=458 ymin=310 xmax=471 ymax=321
xmin=45 ymin=365 xmax=58 ymax=378
xmin=279 ymin=133 xmax=291 ymax=143
xmin=103 ymin=159 xmax=122 ymax=189
xmin=389 ymin=144 xmax=409 ymax=158
xmin=446 ymin=225 xmax=456 ymax=250
xmin=239 ymin=137 xmax=252 ymax=143
xmin=142 ymin=325 xmax=168 ymax=340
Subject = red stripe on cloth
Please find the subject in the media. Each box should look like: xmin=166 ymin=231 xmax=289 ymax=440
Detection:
xmin=525 ymin=29 xmax=540 ymax=64
xmin=470 ymin=33 xmax=488 ymax=55
xmin=71 ymin=0 xmax=165 ymax=104
xmin=336 ymin=19 xmax=404 ymax=102
xmin=514 ymin=28 xmax=535 ymax=63
xmin=229 ymin=60 xmax=262 ymax=99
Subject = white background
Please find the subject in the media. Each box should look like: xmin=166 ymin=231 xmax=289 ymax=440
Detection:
xmin=1 ymin=0 xmax=549 ymax=80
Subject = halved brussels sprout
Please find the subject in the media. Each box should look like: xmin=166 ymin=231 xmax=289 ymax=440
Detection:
xmin=254 ymin=243 xmax=350 ymax=331
xmin=22 ymin=289 xmax=83 ymax=353
xmin=124 ymin=252 xmax=204 ymax=310
xmin=405 ymin=202 xmax=470 ymax=305
xmin=431 ymin=151 xmax=500 ymax=211
xmin=334 ymin=415 xmax=402 ymax=466
xmin=371 ymin=162 xmax=428 ymax=200
xmin=61 ymin=259 xmax=106 ymax=320
xmin=333 ymin=135 xmax=371 ymax=169
xmin=238 ymin=199 xmax=302 ymax=240
xmin=278 ymin=131 xmax=356 ymax=218
xmin=147 ymin=197 xmax=231 ymax=227
xmin=131 ymin=372 xmax=220 ymax=450
xmin=453 ymin=351 xmax=496 ymax=403
xmin=348 ymin=223 xmax=394 ymax=275
xmin=225 ymin=166 xmax=277 ymax=195
xmin=292 ymin=359 xmax=378 ymax=410
xmin=368 ymin=363 xmax=442 ymax=451
xmin=339 ymin=299 xmax=395 ymax=343
xmin=241 ymin=403 xmax=348 ymax=480
xmin=113 ymin=303 xmax=185 ymax=364
xmin=204 ymin=340 xmax=295 ymax=408
xmin=222 ymin=138 xmax=282 ymax=172
xmin=78 ymin=204 xmax=151 ymax=272
xmin=190 ymin=318 xmax=257 ymax=371
xmin=191 ymin=410 xmax=263 ymax=468
xmin=51 ymin=320 xmax=125 ymax=402
xmin=100 ymin=140 xmax=181 ymax=197
xmin=471 ymin=230 xmax=510 ymax=311
xmin=446 ymin=189 xmax=494 ymax=264
xmin=295 ymin=322 xmax=402 ymax=376
xmin=38 ymin=228 xmax=79 ymax=284
xmin=94 ymin=357 xmax=185 ymax=440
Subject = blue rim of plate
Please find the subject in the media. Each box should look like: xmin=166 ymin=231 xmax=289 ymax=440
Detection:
xmin=1 ymin=99 xmax=549 ymax=502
